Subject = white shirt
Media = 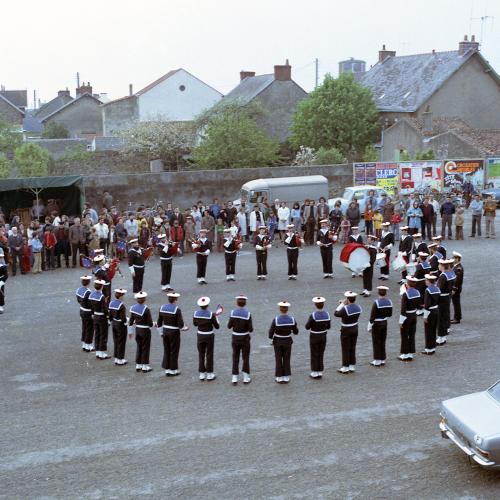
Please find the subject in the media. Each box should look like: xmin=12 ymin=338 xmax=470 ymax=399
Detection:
xmin=278 ymin=207 xmax=290 ymax=222
xmin=237 ymin=212 xmax=247 ymax=235
xmin=94 ymin=222 xmax=109 ymax=239
xmin=249 ymin=211 xmax=264 ymax=231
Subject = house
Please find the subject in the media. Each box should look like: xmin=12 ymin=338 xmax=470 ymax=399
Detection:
xmin=102 ymin=69 xmax=222 ymax=135
xmin=34 ymin=89 xmax=74 ymax=121
xmin=0 ymin=89 xmax=27 ymax=112
xmin=361 ymin=36 xmax=500 ymax=131
xmin=0 ymin=93 xmax=25 ymax=126
xmin=40 ymin=84 xmax=103 ymax=139
xmin=221 ymin=60 xmax=308 ymax=142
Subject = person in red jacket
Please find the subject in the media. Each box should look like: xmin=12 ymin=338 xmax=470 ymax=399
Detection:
xmin=44 ymin=227 xmax=57 ymax=270
xmin=170 ymin=220 xmax=185 ymax=254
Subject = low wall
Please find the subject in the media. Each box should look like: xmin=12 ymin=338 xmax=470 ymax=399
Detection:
xmin=83 ymin=164 xmax=352 ymax=209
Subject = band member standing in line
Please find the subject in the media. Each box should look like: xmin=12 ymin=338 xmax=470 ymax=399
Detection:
xmin=223 ymin=228 xmax=238 ymax=281
xmin=193 ymin=296 xmax=220 ymax=381
xmin=398 ymin=276 xmax=420 ymax=361
xmin=451 ymin=251 xmax=464 ymax=325
xmin=128 ymin=238 xmax=145 ymax=293
xmin=413 ymin=252 xmax=431 ymax=313
xmin=0 ymin=247 xmax=7 ymax=314
xmin=158 ymin=235 xmax=178 ymax=291
xmin=379 ymin=222 xmax=394 ymax=280
xmin=108 ymin=288 xmax=129 ymax=365
xmin=128 ymin=291 xmax=154 ymax=373
xmin=316 ymin=219 xmax=335 ymax=278
xmin=361 ymin=235 xmax=378 ymax=297
xmin=192 ymin=228 xmax=212 ymax=285
xmin=334 ymin=291 xmax=362 ymax=373
xmin=305 ymin=296 xmax=331 ymax=379
xmin=436 ymin=259 xmax=456 ymax=345
xmin=348 ymin=226 xmax=364 ymax=277
xmin=76 ymin=275 xmax=93 ymax=351
xmin=398 ymin=226 xmax=413 ymax=284
xmin=422 ymin=274 xmax=440 ymax=355
xmin=254 ymin=226 xmax=272 ymax=280
xmin=89 ymin=279 xmax=110 ymax=360
xmin=284 ymin=224 xmax=304 ymax=280
xmin=367 ymin=286 xmax=392 ymax=367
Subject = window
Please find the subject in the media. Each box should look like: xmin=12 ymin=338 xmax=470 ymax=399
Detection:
xmin=179 ymin=85 xmax=186 ymax=92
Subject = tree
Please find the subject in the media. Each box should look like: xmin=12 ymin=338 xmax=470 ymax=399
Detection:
xmin=41 ymin=122 xmax=70 ymax=139
xmin=293 ymin=146 xmax=316 ymax=166
xmin=192 ymin=101 xmax=281 ymax=169
xmin=0 ymin=119 xmax=23 ymax=154
xmin=362 ymin=145 xmax=379 ymax=162
xmin=415 ymin=149 xmax=436 ymax=160
xmin=291 ymin=73 xmax=378 ymax=159
xmin=121 ymin=118 xmax=193 ymax=169
xmin=13 ymin=143 xmax=50 ymax=177
xmin=0 ymin=153 xmax=11 ymax=178
xmin=314 ymin=147 xmax=346 ymax=165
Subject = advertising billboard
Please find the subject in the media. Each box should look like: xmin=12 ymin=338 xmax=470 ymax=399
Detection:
xmin=375 ymin=163 xmax=399 ymax=195
xmin=443 ymin=159 xmax=484 ymax=191
xmin=399 ymin=161 xmax=441 ymax=193
xmin=486 ymin=157 xmax=500 ymax=188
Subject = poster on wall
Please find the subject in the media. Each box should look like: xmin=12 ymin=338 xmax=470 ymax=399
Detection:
xmin=486 ymin=158 xmax=500 ymax=188
xmin=353 ymin=163 xmax=376 ymax=185
xmin=398 ymin=161 xmax=441 ymax=193
xmin=375 ymin=163 xmax=398 ymax=195
xmin=443 ymin=159 xmax=484 ymax=191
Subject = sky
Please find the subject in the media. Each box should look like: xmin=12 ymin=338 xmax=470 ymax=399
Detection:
xmin=1 ymin=0 xmax=499 ymax=107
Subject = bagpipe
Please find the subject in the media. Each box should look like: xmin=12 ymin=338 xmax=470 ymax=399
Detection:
xmin=328 ymin=226 xmax=340 ymax=243
xmin=234 ymin=234 xmax=242 ymax=251
xmin=215 ymin=304 xmax=224 ymax=316
xmin=294 ymin=232 xmax=304 ymax=248
xmin=80 ymin=255 xmax=93 ymax=269
xmin=143 ymin=246 xmax=155 ymax=261
xmin=107 ymin=257 xmax=123 ymax=280
xmin=192 ymin=238 xmax=202 ymax=252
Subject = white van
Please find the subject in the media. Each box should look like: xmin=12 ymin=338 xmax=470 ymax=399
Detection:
xmin=234 ymin=175 xmax=329 ymax=208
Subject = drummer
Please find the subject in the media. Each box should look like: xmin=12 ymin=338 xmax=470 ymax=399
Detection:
xmin=348 ymin=227 xmax=364 ymax=277
xmin=361 ymin=235 xmax=378 ymax=297
xmin=378 ymin=222 xmax=394 ymax=281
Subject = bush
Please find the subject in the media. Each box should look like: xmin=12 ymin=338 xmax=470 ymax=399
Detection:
xmin=13 ymin=143 xmax=50 ymax=177
xmin=0 ymin=153 xmax=11 ymax=178
xmin=415 ymin=149 xmax=435 ymax=160
xmin=41 ymin=122 xmax=70 ymax=139
xmin=314 ymin=147 xmax=346 ymax=165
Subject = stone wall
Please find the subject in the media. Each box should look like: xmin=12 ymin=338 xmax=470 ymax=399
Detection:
xmin=83 ymin=164 xmax=353 ymax=210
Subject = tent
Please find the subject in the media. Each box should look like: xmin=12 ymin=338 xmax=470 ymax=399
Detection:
xmin=0 ymin=175 xmax=84 ymax=221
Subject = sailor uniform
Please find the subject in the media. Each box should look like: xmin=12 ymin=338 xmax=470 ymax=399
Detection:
xmin=412 ymin=241 xmax=429 ymax=261
xmin=193 ymin=309 xmax=220 ymax=375
xmin=399 ymin=234 xmax=414 ymax=278
xmin=379 ymin=231 xmax=394 ymax=277
xmin=94 ymin=266 xmax=111 ymax=299
xmin=0 ymin=262 xmax=7 ymax=312
xmin=363 ymin=244 xmax=377 ymax=293
xmin=254 ymin=234 xmax=271 ymax=277
xmin=89 ymin=290 xmax=109 ymax=356
xmin=399 ymin=287 xmax=420 ymax=357
xmin=348 ymin=233 xmax=364 ymax=244
xmin=157 ymin=303 xmax=185 ymax=372
xmin=334 ymin=303 xmax=362 ymax=369
xmin=317 ymin=228 xmax=333 ymax=276
xmin=368 ymin=298 xmax=393 ymax=363
xmin=195 ymin=238 xmax=212 ymax=281
xmin=423 ymin=284 xmax=440 ymax=351
xmin=227 ymin=308 xmax=253 ymax=376
xmin=305 ymin=310 xmax=331 ymax=373
xmin=414 ymin=261 xmax=431 ymax=304
xmin=437 ymin=270 xmax=456 ymax=342
xmin=285 ymin=232 xmax=302 ymax=277
xmin=159 ymin=242 xmax=176 ymax=290
xmin=76 ymin=286 xmax=93 ymax=348
xmin=268 ymin=314 xmax=299 ymax=378
xmin=128 ymin=248 xmax=145 ymax=293
xmin=429 ymin=251 xmax=444 ymax=276
xmin=452 ymin=262 xmax=464 ymax=322
xmin=437 ymin=243 xmax=447 ymax=259
xmin=129 ymin=303 xmax=154 ymax=368
xmin=108 ymin=299 xmax=128 ymax=361
xmin=224 ymin=237 xmax=238 ymax=279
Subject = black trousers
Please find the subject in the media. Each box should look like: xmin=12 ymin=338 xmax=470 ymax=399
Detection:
xmin=132 ymin=267 xmax=144 ymax=293
xmin=112 ymin=322 xmax=127 ymax=359
xmin=0 ymin=284 xmax=4 ymax=307
xmin=320 ymin=245 xmax=333 ymax=274
xmin=72 ymin=243 xmax=86 ymax=267
xmin=196 ymin=254 xmax=208 ymax=279
xmin=371 ymin=322 xmax=387 ymax=360
xmin=93 ymin=316 xmax=108 ymax=351
xmin=135 ymin=328 xmax=151 ymax=364
xmin=438 ymin=295 xmax=450 ymax=336
xmin=161 ymin=259 xmax=172 ymax=286
xmin=273 ymin=338 xmax=292 ymax=377
xmin=363 ymin=265 xmax=374 ymax=291
xmin=340 ymin=327 xmax=358 ymax=366
xmin=56 ymin=241 xmax=70 ymax=267
xmin=256 ymin=250 xmax=267 ymax=276
xmin=10 ymin=250 xmax=22 ymax=275
xmin=197 ymin=334 xmax=214 ymax=372
xmin=287 ymin=248 xmax=299 ymax=276
xmin=232 ymin=334 xmax=250 ymax=374
xmin=424 ymin=311 xmax=438 ymax=349
xmin=310 ymin=333 xmax=327 ymax=371
xmin=380 ymin=251 xmax=390 ymax=275
xmin=225 ymin=252 xmax=236 ymax=275
xmin=423 ymin=221 xmax=432 ymax=240
xmin=45 ymin=247 xmax=55 ymax=270
xmin=400 ymin=315 xmax=416 ymax=354
xmin=80 ymin=313 xmax=93 ymax=343
xmin=452 ymin=292 xmax=462 ymax=321
xmin=162 ymin=330 xmax=181 ymax=370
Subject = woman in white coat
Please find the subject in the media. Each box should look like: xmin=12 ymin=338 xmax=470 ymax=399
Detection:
xmin=277 ymin=202 xmax=290 ymax=241
xmin=249 ymin=206 xmax=265 ymax=238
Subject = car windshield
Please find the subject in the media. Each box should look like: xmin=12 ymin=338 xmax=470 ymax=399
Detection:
xmin=487 ymin=381 xmax=500 ymax=402
xmin=342 ymin=189 xmax=354 ymax=199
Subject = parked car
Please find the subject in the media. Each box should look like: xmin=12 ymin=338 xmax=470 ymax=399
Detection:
xmin=481 ymin=187 xmax=500 ymax=207
xmin=328 ymin=185 xmax=388 ymax=214
xmin=439 ymin=380 xmax=500 ymax=469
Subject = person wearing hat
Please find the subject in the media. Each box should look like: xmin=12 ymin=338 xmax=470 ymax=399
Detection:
xmin=93 ymin=254 xmax=111 ymax=300
xmin=367 ymin=286 xmax=392 ymax=366
xmin=157 ymin=291 xmax=188 ymax=376
xmin=192 ymin=228 xmax=212 ymax=284
xmin=223 ymin=228 xmax=238 ymax=281
xmin=411 ymin=233 xmax=428 ymax=262
xmin=348 ymin=226 xmax=364 ymax=277
xmin=0 ymin=247 xmax=8 ymax=314
xmin=422 ymin=274 xmax=440 ymax=354
xmin=76 ymin=275 xmax=94 ymax=351
xmin=413 ymin=252 xmax=431 ymax=313
xmin=334 ymin=291 xmax=362 ymax=373
xmin=268 ymin=300 xmax=298 ymax=383
xmin=428 ymin=243 xmax=444 ymax=276
xmin=254 ymin=226 xmax=272 ymax=280
xmin=89 ymin=279 xmax=110 ymax=359
xmin=398 ymin=276 xmax=421 ymax=361
xmin=432 ymin=235 xmax=447 ymax=259
xmin=305 ymin=297 xmax=331 ymax=379
xmin=128 ymin=239 xmax=146 ymax=294
xmin=397 ymin=226 xmax=413 ymax=284
xmin=436 ymin=259 xmax=456 ymax=345
xmin=129 ymin=291 xmax=154 ymax=372
xmin=451 ymin=251 xmax=464 ymax=325
xmin=193 ymin=296 xmax=220 ymax=381
xmin=379 ymin=222 xmax=394 ymax=280
xmin=284 ymin=224 xmax=304 ymax=280
xmin=227 ymin=295 xmax=253 ymax=384
xmin=361 ymin=235 xmax=378 ymax=296
xmin=108 ymin=288 xmax=129 ymax=365
xmin=158 ymin=235 xmax=178 ymax=291
xmin=316 ymin=219 xmax=334 ymax=279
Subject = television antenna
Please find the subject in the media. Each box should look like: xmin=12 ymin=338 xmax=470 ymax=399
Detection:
xmin=470 ymin=15 xmax=494 ymax=46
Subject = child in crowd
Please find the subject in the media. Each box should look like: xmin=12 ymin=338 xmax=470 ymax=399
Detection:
xmin=21 ymin=237 xmax=31 ymax=274
xmin=391 ymin=210 xmax=403 ymax=241
xmin=267 ymin=211 xmax=277 ymax=243
xmin=364 ymin=203 xmax=374 ymax=235
xmin=30 ymin=231 xmax=43 ymax=274
xmin=373 ymin=210 xmax=383 ymax=239
xmin=340 ymin=215 xmax=351 ymax=244
xmin=455 ymin=205 xmax=464 ymax=240
xmin=184 ymin=216 xmax=196 ymax=253
xmin=215 ymin=217 xmax=225 ymax=252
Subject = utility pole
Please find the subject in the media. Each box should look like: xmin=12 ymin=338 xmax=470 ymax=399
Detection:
xmin=33 ymin=89 xmax=36 ymax=109
xmin=76 ymin=72 xmax=80 ymax=88
xmin=314 ymin=58 xmax=319 ymax=88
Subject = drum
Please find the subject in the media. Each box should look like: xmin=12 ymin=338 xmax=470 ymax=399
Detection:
xmin=392 ymin=252 xmax=407 ymax=272
xmin=339 ymin=243 xmax=370 ymax=274
xmin=375 ymin=252 xmax=386 ymax=268
xmin=116 ymin=240 xmax=126 ymax=252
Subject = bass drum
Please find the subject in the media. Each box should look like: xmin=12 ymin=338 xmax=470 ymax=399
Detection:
xmin=339 ymin=243 xmax=370 ymax=274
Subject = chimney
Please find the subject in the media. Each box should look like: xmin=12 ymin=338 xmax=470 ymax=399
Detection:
xmin=240 ymin=71 xmax=256 ymax=81
xmin=129 ymin=83 xmax=134 ymax=96
xmin=422 ymin=107 xmax=433 ymax=133
xmin=458 ymin=34 xmax=480 ymax=55
xmin=274 ymin=59 xmax=291 ymax=81
xmin=58 ymin=89 xmax=71 ymax=97
xmin=378 ymin=44 xmax=396 ymax=63
xmin=76 ymin=82 xmax=93 ymax=96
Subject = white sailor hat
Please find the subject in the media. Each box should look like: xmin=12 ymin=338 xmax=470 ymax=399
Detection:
xmin=287 ymin=224 xmax=295 ymax=228
xmin=94 ymin=279 xmax=106 ymax=285
xmin=197 ymin=296 xmax=210 ymax=306
xmin=167 ymin=291 xmax=180 ymax=298
xmin=312 ymin=296 xmax=326 ymax=304
xmin=259 ymin=225 xmax=267 ymax=230
xmin=438 ymin=259 xmax=447 ymax=265
xmin=114 ymin=288 xmax=127 ymax=294
xmin=93 ymin=254 xmax=105 ymax=262
xmin=80 ymin=275 xmax=92 ymax=281
xmin=406 ymin=275 xmax=419 ymax=282
xmin=351 ymin=226 xmax=359 ymax=230
xmin=445 ymin=258 xmax=455 ymax=265
xmin=418 ymin=251 xmax=429 ymax=257
xmin=425 ymin=274 xmax=437 ymax=280
xmin=367 ymin=234 xmax=378 ymax=240
xmin=319 ymin=219 xmax=329 ymax=224
xmin=277 ymin=300 xmax=291 ymax=307
xmin=157 ymin=234 xmax=166 ymax=239
xmin=400 ymin=226 xmax=409 ymax=231
xmin=381 ymin=222 xmax=391 ymax=226
xmin=235 ymin=294 xmax=248 ymax=300
xmin=376 ymin=285 xmax=389 ymax=291
xmin=452 ymin=251 xmax=462 ymax=258
xmin=428 ymin=243 xmax=437 ymax=248
xmin=432 ymin=235 xmax=442 ymax=240
xmin=135 ymin=291 xmax=148 ymax=299
xmin=199 ymin=228 xmax=208 ymax=233
xmin=129 ymin=238 xmax=139 ymax=244
xmin=413 ymin=233 xmax=422 ymax=238
xmin=94 ymin=249 xmax=104 ymax=254
xmin=344 ymin=291 xmax=357 ymax=298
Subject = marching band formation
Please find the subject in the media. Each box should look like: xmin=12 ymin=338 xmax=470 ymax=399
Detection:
xmin=70 ymin=219 xmax=465 ymax=384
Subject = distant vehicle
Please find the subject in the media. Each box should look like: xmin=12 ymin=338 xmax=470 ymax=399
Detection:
xmin=481 ymin=187 xmax=500 ymax=207
xmin=328 ymin=185 xmax=388 ymax=214
xmin=234 ymin=175 xmax=329 ymax=208
xmin=440 ymin=380 xmax=500 ymax=469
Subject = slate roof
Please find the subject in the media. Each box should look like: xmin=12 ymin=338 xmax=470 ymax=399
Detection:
xmin=360 ymin=49 xmax=497 ymax=113
xmin=34 ymin=94 xmax=74 ymax=120
xmin=0 ymin=93 xmax=25 ymax=116
xmin=0 ymin=90 xmax=27 ymax=109
xmin=222 ymin=74 xmax=275 ymax=104
xmin=23 ymin=111 xmax=43 ymax=133
xmin=40 ymin=93 xmax=102 ymax=122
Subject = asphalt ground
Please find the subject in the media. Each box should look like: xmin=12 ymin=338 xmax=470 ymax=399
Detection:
xmin=1 ymin=221 xmax=499 ymax=499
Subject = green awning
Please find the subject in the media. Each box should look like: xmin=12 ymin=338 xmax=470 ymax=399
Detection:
xmin=0 ymin=175 xmax=82 ymax=192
